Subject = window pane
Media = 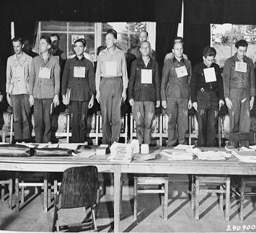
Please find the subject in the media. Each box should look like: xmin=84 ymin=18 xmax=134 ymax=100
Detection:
xmin=101 ymin=33 xmax=128 ymax=52
xmin=40 ymin=33 xmax=67 ymax=58
xmin=68 ymin=34 xmax=95 ymax=58
xmin=69 ymin=22 xmax=95 ymax=32
xmin=41 ymin=21 xmax=67 ymax=31
xmin=102 ymin=22 xmax=129 ymax=33
xmin=128 ymin=22 xmax=147 ymax=33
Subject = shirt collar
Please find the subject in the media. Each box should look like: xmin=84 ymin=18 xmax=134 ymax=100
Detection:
xmin=13 ymin=52 xmax=25 ymax=62
xmin=139 ymin=57 xmax=151 ymax=67
xmin=234 ymin=52 xmax=247 ymax=62
xmin=75 ymin=55 xmax=85 ymax=61
xmin=173 ymin=56 xmax=184 ymax=64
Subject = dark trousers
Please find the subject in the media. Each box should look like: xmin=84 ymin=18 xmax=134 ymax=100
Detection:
xmin=10 ymin=94 xmax=31 ymax=141
xmin=229 ymin=88 xmax=250 ymax=133
xmin=100 ymin=77 xmax=122 ymax=145
xmin=70 ymin=101 xmax=88 ymax=143
xmin=166 ymin=97 xmax=188 ymax=146
xmin=133 ymin=101 xmax=155 ymax=145
xmin=34 ymin=98 xmax=52 ymax=143
xmin=196 ymin=92 xmax=219 ymax=146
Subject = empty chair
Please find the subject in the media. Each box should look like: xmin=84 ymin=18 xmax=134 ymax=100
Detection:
xmin=52 ymin=166 xmax=100 ymax=232
xmin=0 ymin=172 xmax=13 ymax=208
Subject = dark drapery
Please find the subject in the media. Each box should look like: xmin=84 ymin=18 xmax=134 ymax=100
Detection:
xmin=0 ymin=21 xmax=12 ymax=65
xmin=156 ymin=23 xmax=179 ymax=71
xmin=183 ymin=24 xmax=211 ymax=68
xmin=14 ymin=21 xmax=38 ymax=46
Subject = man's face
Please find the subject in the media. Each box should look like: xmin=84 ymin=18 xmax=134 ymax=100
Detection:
xmin=50 ymin=36 xmax=59 ymax=50
xmin=74 ymin=42 xmax=84 ymax=56
xmin=236 ymin=46 xmax=247 ymax=60
xmin=39 ymin=39 xmax=50 ymax=53
xmin=140 ymin=42 xmax=150 ymax=56
xmin=13 ymin=41 xmax=23 ymax=55
xmin=172 ymin=42 xmax=183 ymax=58
xmin=203 ymin=55 xmax=215 ymax=67
xmin=105 ymin=33 xmax=116 ymax=48
xmin=23 ymin=40 xmax=31 ymax=53
xmin=139 ymin=32 xmax=147 ymax=43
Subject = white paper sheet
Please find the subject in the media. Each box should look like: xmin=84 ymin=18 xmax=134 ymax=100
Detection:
xmin=175 ymin=66 xmax=188 ymax=78
xmin=235 ymin=61 xmax=247 ymax=73
xmin=203 ymin=67 xmax=217 ymax=83
xmin=74 ymin=66 xmax=85 ymax=78
xmin=39 ymin=67 xmax=51 ymax=79
xmin=141 ymin=69 xmax=152 ymax=84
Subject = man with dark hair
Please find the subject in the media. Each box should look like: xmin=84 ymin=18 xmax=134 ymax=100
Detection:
xmin=223 ymin=39 xmax=255 ymax=133
xmin=23 ymin=37 xmax=38 ymax=58
xmin=191 ymin=46 xmax=224 ymax=146
xmin=128 ymin=41 xmax=160 ymax=145
xmin=129 ymin=30 xmax=156 ymax=60
xmin=164 ymin=37 xmax=188 ymax=62
xmin=95 ymin=29 xmax=128 ymax=145
xmin=161 ymin=42 xmax=192 ymax=146
xmin=6 ymin=37 xmax=33 ymax=142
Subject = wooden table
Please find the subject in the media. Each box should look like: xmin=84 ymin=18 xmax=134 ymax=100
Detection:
xmin=0 ymin=153 xmax=256 ymax=232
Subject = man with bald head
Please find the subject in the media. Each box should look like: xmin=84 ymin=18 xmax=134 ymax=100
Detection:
xmin=128 ymin=41 xmax=160 ymax=145
xmin=130 ymin=30 xmax=156 ymax=60
xmin=161 ymin=42 xmax=192 ymax=146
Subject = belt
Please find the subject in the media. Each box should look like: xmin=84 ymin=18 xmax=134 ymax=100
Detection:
xmin=101 ymin=76 xmax=122 ymax=79
xmin=198 ymin=87 xmax=216 ymax=93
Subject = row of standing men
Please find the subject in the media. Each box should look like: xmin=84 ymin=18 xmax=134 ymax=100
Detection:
xmin=2 ymin=30 xmax=255 ymax=146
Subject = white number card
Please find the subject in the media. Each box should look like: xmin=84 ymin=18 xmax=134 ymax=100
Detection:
xmin=15 ymin=66 xmax=24 ymax=78
xmin=106 ymin=62 xmax=117 ymax=76
xmin=74 ymin=66 xmax=85 ymax=78
xmin=175 ymin=66 xmax=188 ymax=78
xmin=39 ymin=67 xmax=51 ymax=79
xmin=141 ymin=69 xmax=152 ymax=84
xmin=235 ymin=61 xmax=247 ymax=73
xmin=203 ymin=67 xmax=217 ymax=83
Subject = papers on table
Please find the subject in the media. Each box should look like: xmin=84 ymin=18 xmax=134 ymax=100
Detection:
xmin=232 ymin=151 xmax=256 ymax=163
xmin=73 ymin=149 xmax=96 ymax=158
xmin=159 ymin=149 xmax=194 ymax=160
xmin=203 ymin=67 xmax=217 ymax=83
xmin=195 ymin=151 xmax=231 ymax=160
xmin=141 ymin=69 xmax=152 ymax=84
xmin=108 ymin=142 xmax=133 ymax=162
xmin=235 ymin=61 xmax=247 ymax=73
xmin=173 ymin=144 xmax=195 ymax=150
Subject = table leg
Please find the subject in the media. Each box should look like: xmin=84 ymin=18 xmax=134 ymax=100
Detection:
xmin=44 ymin=173 xmax=48 ymax=212
xmin=114 ymin=165 xmax=121 ymax=233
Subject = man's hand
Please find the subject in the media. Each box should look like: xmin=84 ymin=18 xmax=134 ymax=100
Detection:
xmin=6 ymin=93 xmax=12 ymax=107
xmin=62 ymin=95 xmax=67 ymax=105
xmin=96 ymin=92 xmax=100 ymax=103
xmin=122 ymin=91 xmax=127 ymax=102
xmin=219 ymin=99 xmax=225 ymax=110
xmin=29 ymin=95 xmax=34 ymax=107
xmin=0 ymin=94 xmax=3 ymax=102
xmin=53 ymin=95 xmax=59 ymax=107
xmin=129 ymin=99 xmax=134 ymax=107
xmin=250 ymin=97 xmax=255 ymax=110
xmin=225 ymin=97 xmax=232 ymax=109
xmin=156 ymin=100 xmax=160 ymax=108
xmin=188 ymin=100 xmax=192 ymax=109
xmin=192 ymin=102 xmax=198 ymax=112
xmin=88 ymin=96 xmax=94 ymax=109
xmin=162 ymin=100 xmax=167 ymax=109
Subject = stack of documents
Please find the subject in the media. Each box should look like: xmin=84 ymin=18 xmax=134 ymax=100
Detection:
xmin=195 ymin=151 xmax=231 ymax=160
xmin=159 ymin=149 xmax=194 ymax=160
xmin=108 ymin=142 xmax=133 ymax=162
xmin=232 ymin=150 xmax=256 ymax=163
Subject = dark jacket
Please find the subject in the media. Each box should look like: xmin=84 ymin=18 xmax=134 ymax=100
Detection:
xmin=128 ymin=58 xmax=160 ymax=102
xmin=161 ymin=57 xmax=192 ymax=100
xmin=190 ymin=62 xmax=224 ymax=103
xmin=223 ymin=53 xmax=255 ymax=98
xmin=62 ymin=56 xmax=95 ymax=102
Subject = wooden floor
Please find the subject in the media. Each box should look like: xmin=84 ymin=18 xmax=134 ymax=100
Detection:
xmin=0 ymin=175 xmax=255 ymax=232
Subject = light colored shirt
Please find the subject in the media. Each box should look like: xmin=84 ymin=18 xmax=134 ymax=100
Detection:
xmin=95 ymin=46 xmax=128 ymax=93
xmin=29 ymin=54 xmax=60 ymax=99
xmin=6 ymin=52 xmax=32 ymax=95
xmin=164 ymin=52 xmax=188 ymax=63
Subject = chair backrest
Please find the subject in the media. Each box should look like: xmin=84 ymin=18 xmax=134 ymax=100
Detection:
xmin=59 ymin=166 xmax=99 ymax=209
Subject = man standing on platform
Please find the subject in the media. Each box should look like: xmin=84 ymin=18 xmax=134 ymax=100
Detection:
xmin=96 ymin=29 xmax=128 ymax=145
xmin=164 ymin=37 xmax=188 ymax=62
xmin=128 ymin=41 xmax=160 ymax=145
xmin=161 ymin=42 xmax=192 ymax=146
xmin=223 ymin=39 xmax=255 ymax=133
xmin=191 ymin=46 xmax=224 ymax=146
xmin=6 ymin=37 xmax=32 ymax=142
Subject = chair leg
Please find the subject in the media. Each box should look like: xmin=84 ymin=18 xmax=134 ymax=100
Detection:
xmin=225 ymin=178 xmax=230 ymax=221
xmin=120 ymin=174 xmax=123 ymax=216
xmin=219 ymin=185 xmax=223 ymax=210
xmin=44 ymin=173 xmax=48 ymax=212
xmin=240 ymin=178 xmax=245 ymax=221
xmin=164 ymin=179 xmax=168 ymax=220
xmin=21 ymin=181 xmax=25 ymax=204
xmin=91 ymin=206 xmax=97 ymax=231
xmin=9 ymin=177 xmax=13 ymax=209
xmin=15 ymin=172 xmax=19 ymax=211
xmin=191 ymin=175 xmax=195 ymax=210
xmin=195 ymin=179 xmax=200 ymax=220
xmin=1 ymin=184 xmax=4 ymax=201
xmin=134 ymin=177 xmax=138 ymax=220
xmin=52 ymin=195 xmax=58 ymax=232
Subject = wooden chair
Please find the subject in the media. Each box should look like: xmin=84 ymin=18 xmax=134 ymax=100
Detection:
xmin=134 ymin=174 xmax=169 ymax=220
xmin=0 ymin=172 xmax=13 ymax=208
xmin=191 ymin=175 xmax=231 ymax=221
xmin=52 ymin=166 xmax=100 ymax=232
